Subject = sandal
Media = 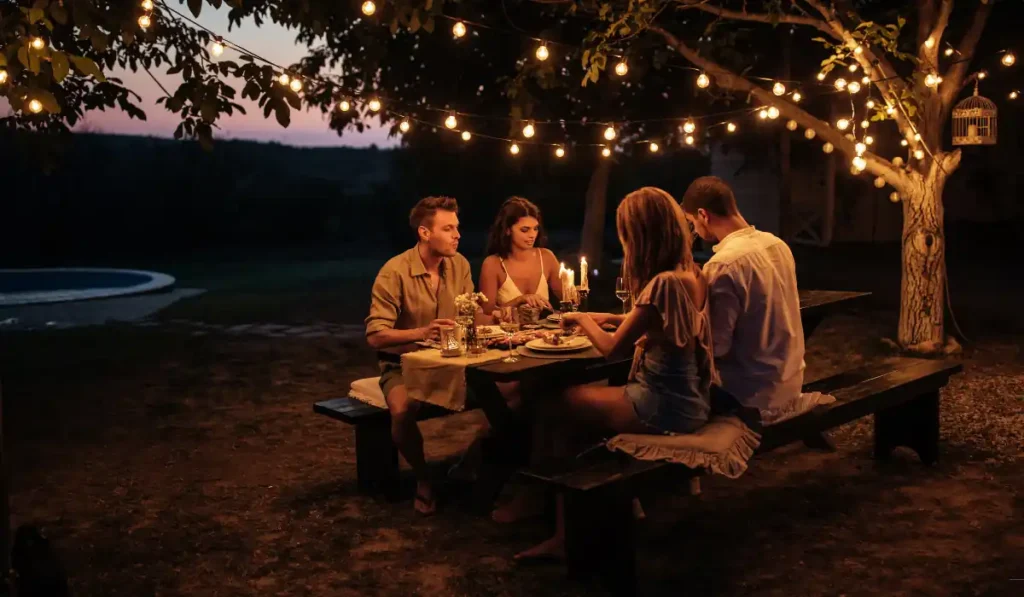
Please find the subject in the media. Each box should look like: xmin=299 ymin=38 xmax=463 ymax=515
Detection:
xmin=414 ymin=491 xmax=437 ymax=516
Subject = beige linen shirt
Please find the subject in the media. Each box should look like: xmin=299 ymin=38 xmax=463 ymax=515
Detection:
xmin=365 ymin=247 xmax=475 ymax=337
xmin=702 ymin=227 xmax=805 ymax=412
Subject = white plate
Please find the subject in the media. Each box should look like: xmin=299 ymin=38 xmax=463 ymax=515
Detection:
xmin=476 ymin=325 xmax=505 ymax=339
xmin=525 ymin=336 xmax=592 ymax=352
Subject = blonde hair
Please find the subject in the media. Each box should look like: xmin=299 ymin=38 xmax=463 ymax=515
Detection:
xmin=616 ymin=187 xmax=694 ymax=299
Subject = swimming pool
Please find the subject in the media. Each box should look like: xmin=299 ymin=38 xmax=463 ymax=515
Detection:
xmin=0 ymin=268 xmax=176 ymax=306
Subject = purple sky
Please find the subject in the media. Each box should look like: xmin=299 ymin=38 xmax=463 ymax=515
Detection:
xmin=18 ymin=7 xmax=396 ymax=147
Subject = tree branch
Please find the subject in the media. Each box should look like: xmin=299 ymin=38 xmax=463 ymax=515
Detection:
xmin=649 ymin=25 xmax=911 ymax=190
xmin=919 ymin=0 xmax=953 ymax=67
xmin=940 ymin=0 xmax=995 ymax=110
xmin=673 ymin=0 xmax=838 ymax=39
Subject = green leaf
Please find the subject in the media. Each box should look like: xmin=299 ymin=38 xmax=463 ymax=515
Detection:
xmin=409 ymin=10 xmax=421 ymax=33
xmin=0 ymin=54 xmax=5 ymax=67
xmin=51 ymin=50 xmax=69 ymax=82
xmin=17 ymin=46 xmax=28 ymax=68
xmin=200 ymin=99 xmax=217 ymax=123
xmin=187 ymin=0 xmax=202 ymax=18
xmin=122 ymin=30 xmax=135 ymax=46
xmin=49 ymin=3 xmax=67 ymax=25
xmin=425 ymin=0 xmax=433 ymax=10
xmin=29 ymin=8 xmax=44 ymax=24
xmin=69 ymin=55 xmax=105 ymax=81
xmin=29 ymin=51 xmax=40 ymax=74
xmin=274 ymin=101 xmax=290 ymax=127
xmin=422 ymin=17 xmax=434 ymax=34
xmin=36 ymin=89 xmax=60 ymax=113
xmin=897 ymin=17 xmax=906 ymax=29
xmin=90 ymin=29 xmax=108 ymax=52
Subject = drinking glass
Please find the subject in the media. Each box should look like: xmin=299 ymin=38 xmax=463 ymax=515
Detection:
xmin=615 ymin=277 xmax=630 ymax=314
xmin=499 ymin=307 xmax=520 ymax=363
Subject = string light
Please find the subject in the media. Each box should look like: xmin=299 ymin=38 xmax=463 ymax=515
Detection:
xmin=886 ymin=104 xmax=896 ymax=116
xmin=804 ymin=129 xmax=816 ymax=140
xmin=836 ymin=118 xmax=850 ymax=131
xmin=890 ymin=191 xmax=900 ymax=203
xmin=696 ymin=73 xmax=710 ymax=89
xmin=925 ymin=73 xmax=940 ymax=88
xmin=978 ymin=71 xmax=988 ymax=80
xmin=865 ymin=135 xmax=875 ymax=145
xmin=555 ymin=146 xmax=565 ymax=158
xmin=522 ymin=123 xmax=535 ymax=138
xmin=682 ymin=120 xmax=696 ymax=134
xmin=758 ymin=109 xmax=769 ymax=120
xmin=536 ymin=44 xmax=550 ymax=61
xmin=823 ymin=142 xmax=834 ymax=154
xmin=726 ymin=122 xmax=737 ymax=133
xmin=945 ymin=47 xmax=955 ymax=57
xmin=848 ymin=63 xmax=858 ymax=73
xmin=614 ymin=60 xmax=629 ymax=77
xmin=1002 ymin=52 xmax=1016 ymax=67
xmin=792 ymin=91 xmax=802 ymax=103
xmin=901 ymin=139 xmax=909 ymax=147
xmin=767 ymin=106 xmax=780 ymax=120
xmin=278 ymin=73 xmax=291 ymax=85
xmin=601 ymin=146 xmax=612 ymax=158
xmin=0 ymin=70 xmax=7 ymax=84
xmin=445 ymin=114 xmax=458 ymax=129
xmin=914 ymin=149 xmax=925 ymax=160
xmin=786 ymin=120 xmax=798 ymax=131
xmin=30 ymin=37 xmax=45 ymax=50
xmin=452 ymin=22 xmax=467 ymax=38
xmin=893 ymin=157 xmax=904 ymax=167
xmin=848 ymin=81 xmax=861 ymax=94
xmin=853 ymin=156 xmax=867 ymax=171
xmin=855 ymin=142 xmax=867 ymax=155
xmin=138 ymin=14 xmax=152 ymax=29
xmin=28 ymin=99 xmax=43 ymax=113
xmin=141 ymin=0 xmax=154 ymax=9
xmin=835 ymin=78 xmax=848 ymax=91
xmin=1010 ymin=91 xmax=1019 ymax=100
xmin=399 ymin=120 xmax=410 ymax=132
xmin=289 ymin=78 xmax=303 ymax=92
xmin=816 ymin=72 xmax=826 ymax=81
xmin=210 ymin=40 xmax=225 ymax=56
xmin=772 ymin=82 xmax=786 ymax=96
xmin=649 ymin=142 xmax=659 ymax=153
xmin=603 ymin=126 xmax=616 ymax=141
xmin=338 ymin=100 xmax=351 ymax=112
xmin=914 ymin=132 xmax=921 ymax=141
xmin=866 ymin=99 xmax=876 ymax=109
xmin=924 ymin=37 xmax=935 ymax=49
xmin=854 ymin=45 xmax=864 ymax=55
xmin=874 ymin=176 xmax=886 ymax=189
xmin=510 ymin=143 xmax=520 ymax=155
xmin=685 ymin=135 xmax=695 ymax=145
xmin=361 ymin=1 xmax=376 ymax=16
xmin=861 ymin=76 xmax=871 ymax=85
xmin=861 ymin=120 xmax=870 ymax=129
xmin=368 ymin=98 xmax=382 ymax=112
xmin=461 ymin=131 xmax=472 ymax=141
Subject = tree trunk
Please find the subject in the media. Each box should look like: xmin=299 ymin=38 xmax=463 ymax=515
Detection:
xmin=897 ymin=168 xmax=949 ymax=353
xmin=580 ymin=157 xmax=612 ymax=265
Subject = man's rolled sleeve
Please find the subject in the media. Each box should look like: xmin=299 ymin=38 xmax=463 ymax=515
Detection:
xmin=365 ymin=271 xmax=402 ymax=337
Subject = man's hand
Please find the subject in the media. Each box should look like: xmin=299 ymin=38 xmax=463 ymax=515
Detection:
xmin=420 ymin=318 xmax=457 ymax=341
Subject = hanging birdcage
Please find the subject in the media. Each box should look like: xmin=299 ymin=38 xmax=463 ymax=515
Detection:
xmin=952 ymin=83 xmax=997 ymax=145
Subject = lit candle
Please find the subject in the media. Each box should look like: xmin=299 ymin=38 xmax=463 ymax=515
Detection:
xmin=580 ymin=257 xmax=589 ymax=290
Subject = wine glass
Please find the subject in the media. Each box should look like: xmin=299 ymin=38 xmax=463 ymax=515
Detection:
xmin=615 ymin=277 xmax=630 ymax=314
xmin=499 ymin=307 xmax=520 ymax=363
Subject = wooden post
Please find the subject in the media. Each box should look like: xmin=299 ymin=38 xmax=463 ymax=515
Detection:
xmin=0 ymin=379 xmax=8 ymax=588
xmin=778 ymin=35 xmax=793 ymax=240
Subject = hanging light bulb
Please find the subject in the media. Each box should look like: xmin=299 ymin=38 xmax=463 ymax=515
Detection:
xmin=726 ymin=122 xmax=737 ymax=133
xmin=338 ymin=100 xmax=351 ymax=112
xmin=848 ymin=81 xmax=862 ymax=94
xmin=860 ymin=120 xmax=870 ymax=130
xmin=0 ymin=69 xmax=7 ymax=84
xmin=978 ymin=71 xmax=988 ymax=80
xmin=893 ymin=156 xmax=905 ymax=167
xmin=854 ymin=45 xmax=864 ymax=55
xmin=924 ymin=37 xmax=935 ymax=49
xmin=836 ymin=118 xmax=850 ymax=131
xmin=823 ymin=142 xmax=834 ymax=154
xmin=758 ymin=109 xmax=769 ymax=120
xmin=855 ymin=142 xmax=867 ymax=155
xmin=682 ymin=120 xmax=696 ymax=134
xmin=853 ymin=156 xmax=867 ymax=171
xmin=834 ymin=78 xmax=848 ymax=91
xmin=792 ymin=91 xmax=802 ymax=103
xmin=461 ymin=131 xmax=472 ymax=141
xmin=601 ymin=146 xmax=612 ymax=158
xmin=845 ymin=133 xmax=856 ymax=141
xmin=555 ymin=146 xmax=565 ymax=158
xmin=874 ymin=176 xmax=886 ymax=189
xmin=767 ymin=106 xmax=780 ymax=120
xmin=138 ymin=14 xmax=152 ymax=29
xmin=901 ymin=139 xmax=909 ymax=147
xmin=862 ymin=76 xmax=871 ymax=85
xmin=289 ymin=78 xmax=303 ymax=92
xmin=866 ymin=99 xmax=876 ymax=109
xmin=890 ymin=191 xmax=901 ymax=203
xmin=649 ymin=142 xmax=660 ymax=153
xmin=925 ymin=73 xmax=939 ymax=88
xmin=452 ymin=22 xmax=467 ymax=38
xmin=848 ymin=63 xmax=858 ymax=73
xmin=1003 ymin=52 xmax=1016 ymax=67
xmin=914 ymin=132 xmax=922 ymax=141
xmin=772 ymin=81 xmax=786 ymax=96
xmin=696 ymin=73 xmax=710 ymax=89
xmin=399 ymin=120 xmax=410 ymax=133
xmin=804 ymin=129 xmax=817 ymax=140
xmin=914 ymin=149 xmax=925 ymax=160
xmin=28 ymin=99 xmax=43 ymax=113
xmin=368 ymin=98 xmax=382 ymax=112
xmin=30 ymin=37 xmax=45 ymax=50
xmin=361 ymin=1 xmax=377 ymax=16
xmin=535 ymin=44 xmax=550 ymax=61
xmin=603 ymin=126 xmax=616 ymax=141
xmin=141 ymin=0 xmax=154 ymax=9
xmin=866 ymin=135 xmax=875 ymax=145
xmin=685 ymin=135 xmax=695 ymax=146
xmin=614 ymin=60 xmax=629 ymax=77
xmin=522 ymin=123 xmax=535 ymax=138
xmin=210 ymin=40 xmax=225 ymax=57
xmin=786 ymin=120 xmax=798 ymax=131
xmin=445 ymin=114 xmax=458 ymax=129
xmin=278 ymin=73 xmax=291 ymax=86
xmin=509 ymin=143 xmax=521 ymax=155
xmin=1010 ymin=90 xmax=1020 ymax=100
xmin=816 ymin=71 xmax=826 ymax=81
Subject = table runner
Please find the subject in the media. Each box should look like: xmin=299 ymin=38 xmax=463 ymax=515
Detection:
xmin=401 ymin=348 xmax=505 ymax=411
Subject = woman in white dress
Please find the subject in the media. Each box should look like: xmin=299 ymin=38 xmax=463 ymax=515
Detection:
xmin=478 ymin=197 xmax=563 ymax=317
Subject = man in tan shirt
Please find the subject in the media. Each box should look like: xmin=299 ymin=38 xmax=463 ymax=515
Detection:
xmin=365 ymin=196 xmax=474 ymax=514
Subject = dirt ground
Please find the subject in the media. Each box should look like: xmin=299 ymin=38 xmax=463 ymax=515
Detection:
xmin=2 ymin=312 xmax=1022 ymax=596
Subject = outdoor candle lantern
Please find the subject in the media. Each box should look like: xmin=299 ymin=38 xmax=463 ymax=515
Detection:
xmin=952 ymin=83 xmax=997 ymax=146
xmin=440 ymin=325 xmax=462 ymax=357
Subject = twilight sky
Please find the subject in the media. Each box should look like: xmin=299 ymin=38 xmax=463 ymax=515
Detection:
xmin=79 ymin=7 xmax=395 ymax=147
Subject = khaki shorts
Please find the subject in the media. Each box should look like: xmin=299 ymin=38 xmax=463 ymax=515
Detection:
xmin=378 ymin=361 xmax=403 ymax=403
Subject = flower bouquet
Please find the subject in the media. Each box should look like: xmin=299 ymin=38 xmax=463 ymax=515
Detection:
xmin=454 ymin=292 xmax=488 ymax=355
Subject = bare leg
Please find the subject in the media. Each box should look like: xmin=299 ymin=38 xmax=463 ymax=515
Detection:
xmin=385 ymin=385 xmax=434 ymax=515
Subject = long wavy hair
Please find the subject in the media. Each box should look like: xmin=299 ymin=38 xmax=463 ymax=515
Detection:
xmin=485 ymin=197 xmax=547 ymax=258
xmin=616 ymin=187 xmax=694 ymax=299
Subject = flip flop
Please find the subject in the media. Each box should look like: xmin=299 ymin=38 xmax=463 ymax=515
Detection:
xmin=414 ymin=491 xmax=437 ymax=516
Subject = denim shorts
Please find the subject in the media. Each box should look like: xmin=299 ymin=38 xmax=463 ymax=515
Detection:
xmin=624 ymin=381 xmax=708 ymax=435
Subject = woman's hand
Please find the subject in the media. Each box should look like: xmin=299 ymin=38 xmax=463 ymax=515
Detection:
xmin=514 ymin=293 xmax=552 ymax=311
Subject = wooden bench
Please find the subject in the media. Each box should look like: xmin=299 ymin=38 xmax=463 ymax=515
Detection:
xmin=520 ymin=357 xmax=963 ymax=596
xmin=314 ymin=396 xmax=453 ymax=494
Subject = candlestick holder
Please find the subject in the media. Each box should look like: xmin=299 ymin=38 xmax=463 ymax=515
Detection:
xmin=576 ymin=287 xmax=589 ymax=312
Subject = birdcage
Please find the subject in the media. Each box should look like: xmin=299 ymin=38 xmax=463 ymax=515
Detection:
xmin=952 ymin=83 xmax=997 ymax=145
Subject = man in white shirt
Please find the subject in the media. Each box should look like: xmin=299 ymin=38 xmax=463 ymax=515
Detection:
xmin=681 ymin=176 xmax=805 ymax=414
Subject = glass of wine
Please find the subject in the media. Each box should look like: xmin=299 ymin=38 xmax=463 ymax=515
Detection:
xmin=499 ymin=307 xmax=520 ymax=363
xmin=615 ymin=277 xmax=630 ymax=314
